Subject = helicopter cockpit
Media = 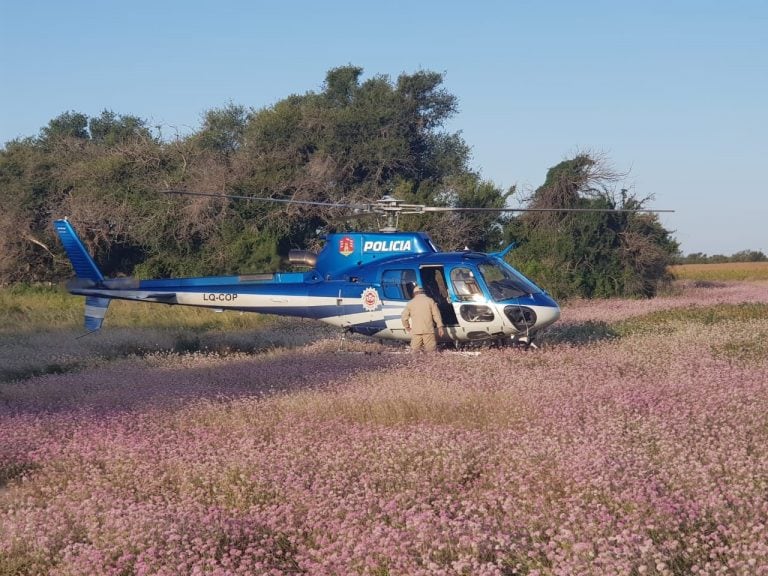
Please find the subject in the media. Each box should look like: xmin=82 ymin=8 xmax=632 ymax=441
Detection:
xmin=425 ymin=258 xmax=557 ymax=341
xmin=475 ymin=260 xmax=543 ymax=301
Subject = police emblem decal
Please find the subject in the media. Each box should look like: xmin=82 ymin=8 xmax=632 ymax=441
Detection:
xmin=339 ymin=236 xmax=354 ymax=257
xmin=361 ymin=287 xmax=380 ymax=312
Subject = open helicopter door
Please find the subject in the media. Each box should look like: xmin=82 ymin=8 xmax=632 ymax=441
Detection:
xmin=442 ymin=265 xmax=505 ymax=342
xmin=419 ymin=266 xmax=458 ymax=328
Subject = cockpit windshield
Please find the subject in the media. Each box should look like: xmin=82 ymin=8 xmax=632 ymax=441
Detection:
xmin=478 ymin=260 xmax=542 ymax=300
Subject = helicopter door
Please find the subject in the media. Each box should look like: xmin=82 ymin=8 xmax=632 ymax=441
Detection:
xmin=419 ymin=266 xmax=458 ymax=326
xmin=380 ymin=268 xmax=419 ymax=339
xmin=447 ymin=266 xmax=504 ymax=340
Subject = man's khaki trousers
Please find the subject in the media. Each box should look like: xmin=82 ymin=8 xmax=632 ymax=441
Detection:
xmin=410 ymin=332 xmax=437 ymax=352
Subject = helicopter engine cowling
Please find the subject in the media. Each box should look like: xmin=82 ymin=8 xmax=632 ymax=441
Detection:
xmin=288 ymin=250 xmax=318 ymax=268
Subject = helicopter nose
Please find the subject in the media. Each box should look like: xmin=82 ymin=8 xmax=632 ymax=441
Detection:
xmin=504 ymin=293 xmax=561 ymax=333
xmin=534 ymin=303 xmax=561 ymax=329
xmin=526 ymin=291 xmax=560 ymax=330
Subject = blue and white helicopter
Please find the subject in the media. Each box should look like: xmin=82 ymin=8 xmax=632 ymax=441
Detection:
xmin=54 ymin=194 xmax=670 ymax=348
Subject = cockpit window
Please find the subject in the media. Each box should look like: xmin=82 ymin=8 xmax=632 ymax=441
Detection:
xmin=478 ymin=260 xmax=542 ymax=300
xmin=450 ymin=267 xmax=484 ymax=301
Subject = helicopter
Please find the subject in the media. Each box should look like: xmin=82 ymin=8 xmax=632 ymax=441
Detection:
xmin=54 ymin=194 xmax=672 ymax=348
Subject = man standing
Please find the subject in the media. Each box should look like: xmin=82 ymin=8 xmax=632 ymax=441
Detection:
xmin=401 ymin=286 xmax=445 ymax=352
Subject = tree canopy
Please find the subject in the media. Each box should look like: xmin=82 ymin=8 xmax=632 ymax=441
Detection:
xmin=506 ymin=154 xmax=678 ymax=298
xmin=1 ymin=66 xmax=678 ymax=299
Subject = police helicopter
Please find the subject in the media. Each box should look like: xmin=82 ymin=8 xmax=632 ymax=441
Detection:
xmin=54 ymin=193 xmax=672 ymax=348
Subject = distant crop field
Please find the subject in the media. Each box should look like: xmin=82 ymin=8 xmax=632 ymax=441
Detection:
xmin=2 ymin=282 xmax=768 ymax=574
xmin=670 ymin=261 xmax=768 ymax=281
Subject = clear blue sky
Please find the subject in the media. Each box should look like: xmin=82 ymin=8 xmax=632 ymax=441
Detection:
xmin=2 ymin=0 xmax=766 ymax=255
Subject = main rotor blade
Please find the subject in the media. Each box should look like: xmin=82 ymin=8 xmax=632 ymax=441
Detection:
xmin=165 ymin=191 xmax=674 ymax=214
xmin=421 ymin=206 xmax=675 ymax=213
xmin=164 ymin=190 xmax=366 ymax=210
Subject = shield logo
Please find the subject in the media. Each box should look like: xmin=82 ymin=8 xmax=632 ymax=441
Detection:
xmin=361 ymin=287 xmax=380 ymax=311
xmin=339 ymin=236 xmax=354 ymax=257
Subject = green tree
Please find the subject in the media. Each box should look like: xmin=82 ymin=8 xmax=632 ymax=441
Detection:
xmin=730 ymin=249 xmax=767 ymax=262
xmin=230 ymin=65 xmax=502 ymax=250
xmin=40 ymin=111 xmax=89 ymax=142
xmin=507 ymin=153 xmax=678 ymax=299
xmin=88 ymin=110 xmax=152 ymax=145
xmin=196 ymin=103 xmax=250 ymax=155
xmin=0 ymin=138 xmax=63 ymax=283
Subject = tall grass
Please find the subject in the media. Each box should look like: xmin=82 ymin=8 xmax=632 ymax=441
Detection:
xmin=0 ymin=285 xmax=337 ymax=383
xmin=0 ymin=285 xmax=276 ymax=333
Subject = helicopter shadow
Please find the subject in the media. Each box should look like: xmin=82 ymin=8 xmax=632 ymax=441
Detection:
xmin=541 ymin=320 xmax=619 ymax=347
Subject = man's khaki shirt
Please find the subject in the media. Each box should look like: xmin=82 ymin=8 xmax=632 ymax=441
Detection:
xmin=401 ymin=293 xmax=444 ymax=334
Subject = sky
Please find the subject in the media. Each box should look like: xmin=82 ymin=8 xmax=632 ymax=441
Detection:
xmin=1 ymin=0 xmax=766 ymax=256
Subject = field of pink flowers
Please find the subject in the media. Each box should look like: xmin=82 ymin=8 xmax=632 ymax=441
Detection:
xmin=2 ymin=281 xmax=768 ymax=575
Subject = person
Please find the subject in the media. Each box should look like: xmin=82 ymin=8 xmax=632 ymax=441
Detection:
xmin=401 ymin=286 xmax=445 ymax=352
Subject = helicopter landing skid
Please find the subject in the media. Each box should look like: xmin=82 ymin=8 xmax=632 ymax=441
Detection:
xmin=508 ymin=335 xmax=538 ymax=350
xmin=439 ymin=334 xmax=539 ymax=352
xmin=337 ymin=327 xmax=354 ymax=352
